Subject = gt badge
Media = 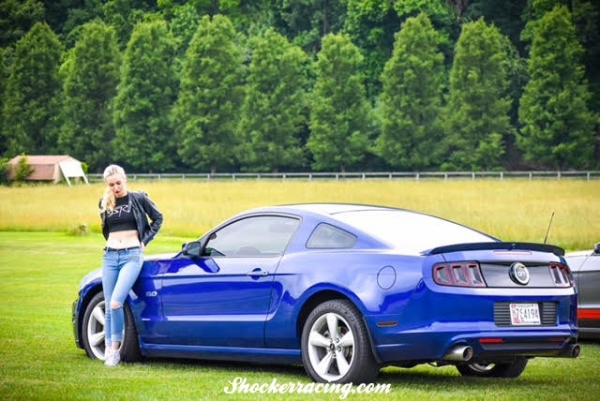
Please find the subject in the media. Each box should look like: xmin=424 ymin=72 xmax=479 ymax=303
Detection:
xmin=509 ymin=262 xmax=530 ymax=285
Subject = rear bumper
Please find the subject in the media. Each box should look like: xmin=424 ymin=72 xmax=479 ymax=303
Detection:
xmin=470 ymin=335 xmax=581 ymax=359
xmin=369 ymin=321 xmax=579 ymax=363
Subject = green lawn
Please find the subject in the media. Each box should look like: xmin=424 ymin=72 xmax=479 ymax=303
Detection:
xmin=0 ymin=232 xmax=598 ymax=401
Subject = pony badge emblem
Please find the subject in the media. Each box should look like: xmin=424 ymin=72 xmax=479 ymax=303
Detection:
xmin=509 ymin=262 xmax=530 ymax=285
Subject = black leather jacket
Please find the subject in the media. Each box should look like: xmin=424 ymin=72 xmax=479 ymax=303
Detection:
xmin=100 ymin=191 xmax=163 ymax=246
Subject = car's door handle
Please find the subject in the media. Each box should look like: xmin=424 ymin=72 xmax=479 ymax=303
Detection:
xmin=246 ymin=269 xmax=269 ymax=277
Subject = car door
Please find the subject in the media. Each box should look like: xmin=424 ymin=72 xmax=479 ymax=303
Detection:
xmin=158 ymin=215 xmax=300 ymax=347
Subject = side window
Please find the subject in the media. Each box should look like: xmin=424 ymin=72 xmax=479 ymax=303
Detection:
xmin=307 ymin=223 xmax=357 ymax=249
xmin=204 ymin=215 xmax=300 ymax=257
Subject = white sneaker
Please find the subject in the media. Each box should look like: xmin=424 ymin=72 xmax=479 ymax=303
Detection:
xmin=104 ymin=346 xmax=113 ymax=360
xmin=104 ymin=349 xmax=120 ymax=367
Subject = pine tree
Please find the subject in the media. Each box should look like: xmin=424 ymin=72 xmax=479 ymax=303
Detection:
xmin=518 ymin=5 xmax=596 ymax=169
xmin=375 ymin=13 xmax=445 ymax=171
xmin=171 ymin=15 xmax=245 ymax=175
xmin=308 ymin=33 xmax=371 ymax=173
xmin=237 ymin=28 xmax=309 ymax=173
xmin=57 ymin=21 xmax=121 ymax=173
xmin=442 ymin=18 xmax=513 ymax=171
xmin=2 ymin=22 xmax=63 ymax=156
xmin=0 ymin=49 xmax=7 ymax=155
xmin=112 ymin=19 xmax=178 ymax=172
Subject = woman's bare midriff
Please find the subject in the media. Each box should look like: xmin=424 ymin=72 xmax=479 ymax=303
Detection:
xmin=106 ymin=230 xmax=140 ymax=249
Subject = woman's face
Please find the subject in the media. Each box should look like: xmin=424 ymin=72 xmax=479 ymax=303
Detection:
xmin=105 ymin=173 xmax=127 ymax=198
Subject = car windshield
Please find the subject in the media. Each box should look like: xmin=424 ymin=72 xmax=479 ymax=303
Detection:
xmin=333 ymin=210 xmax=496 ymax=253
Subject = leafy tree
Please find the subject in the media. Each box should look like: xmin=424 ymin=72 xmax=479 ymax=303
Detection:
xmin=393 ymin=0 xmax=460 ymax=48
xmin=171 ymin=15 xmax=245 ymax=174
xmin=441 ymin=18 xmax=513 ymax=171
xmin=522 ymin=0 xmax=600 ymax=117
xmin=344 ymin=0 xmax=400 ymax=98
xmin=0 ymin=49 xmax=7 ymax=155
xmin=112 ymin=19 xmax=178 ymax=172
xmin=0 ymin=157 xmax=10 ymax=185
xmin=103 ymin=0 xmax=156 ymax=48
xmin=271 ymin=0 xmax=347 ymax=53
xmin=518 ymin=5 xmax=595 ymax=169
xmin=13 ymin=153 xmax=34 ymax=182
xmin=466 ymin=0 xmax=528 ymax=51
xmin=570 ymin=1 xmax=600 ymax=114
xmin=166 ymin=3 xmax=200 ymax=78
xmin=2 ymin=22 xmax=63 ymax=156
xmin=375 ymin=13 xmax=445 ymax=171
xmin=237 ymin=28 xmax=309 ymax=173
xmin=168 ymin=3 xmax=200 ymax=55
xmin=523 ymin=1 xmax=600 ymax=85
xmin=308 ymin=33 xmax=371 ymax=173
xmin=57 ymin=21 xmax=121 ymax=173
xmin=0 ymin=0 xmax=44 ymax=48
xmin=53 ymin=0 xmax=105 ymax=47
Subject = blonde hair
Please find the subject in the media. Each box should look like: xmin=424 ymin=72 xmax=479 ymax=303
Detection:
xmin=100 ymin=164 xmax=126 ymax=212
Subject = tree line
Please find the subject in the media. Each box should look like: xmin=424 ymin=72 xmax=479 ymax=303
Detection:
xmin=0 ymin=0 xmax=598 ymax=174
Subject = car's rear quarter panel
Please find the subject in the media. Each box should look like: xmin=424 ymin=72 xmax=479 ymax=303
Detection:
xmin=263 ymin=250 xmax=425 ymax=349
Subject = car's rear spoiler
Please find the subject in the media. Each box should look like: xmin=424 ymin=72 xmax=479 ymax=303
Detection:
xmin=426 ymin=242 xmax=565 ymax=256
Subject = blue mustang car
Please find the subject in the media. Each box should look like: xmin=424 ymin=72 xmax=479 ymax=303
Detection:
xmin=72 ymin=203 xmax=580 ymax=383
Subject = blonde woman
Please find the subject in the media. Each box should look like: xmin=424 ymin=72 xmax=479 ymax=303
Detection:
xmin=99 ymin=164 xmax=163 ymax=366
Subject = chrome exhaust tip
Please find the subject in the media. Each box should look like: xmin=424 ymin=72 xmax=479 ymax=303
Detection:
xmin=558 ymin=343 xmax=581 ymax=358
xmin=443 ymin=345 xmax=474 ymax=362
xmin=570 ymin=344 xmax=581 ymax=358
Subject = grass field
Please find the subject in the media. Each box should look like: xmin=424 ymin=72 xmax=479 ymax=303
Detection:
xmin=0 ymin=180 xmax=599 ymax=400
xmin=0 ymin=179 xmax=598 ymax=250
xmin=0 ymin=232 xmax=599 ymax=401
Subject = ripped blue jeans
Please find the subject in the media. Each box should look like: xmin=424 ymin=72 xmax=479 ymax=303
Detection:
xmin=102 ymin=247 xmax=143 ymax=346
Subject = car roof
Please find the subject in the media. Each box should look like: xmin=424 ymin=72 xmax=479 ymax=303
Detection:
xmin=248 ymin=202 xmax=401 ymax=216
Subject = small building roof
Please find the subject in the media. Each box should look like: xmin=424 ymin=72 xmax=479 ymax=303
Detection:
xmin=8 ymin=155 xmax=83 ymax=182
xmin=8 ymin=155 xmax=77 ymax=165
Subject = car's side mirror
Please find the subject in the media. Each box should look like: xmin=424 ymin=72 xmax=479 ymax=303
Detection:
xmin=182 ymin=241 xmax=202 ymax=258
xmin=594 ymin=242 xmax=600 ymax=254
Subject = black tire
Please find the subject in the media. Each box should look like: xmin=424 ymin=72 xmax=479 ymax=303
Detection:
xmin=81 ymin=292 xmax=143 ymax=363
xmin=456 ymin=358 xmax=529 ymax=378
xmin=301 ymin=299 xmax=379 ymax=384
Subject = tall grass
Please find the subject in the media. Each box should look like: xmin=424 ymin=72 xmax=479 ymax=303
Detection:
xmin=0 ymin=179 xmax=598 ymax=250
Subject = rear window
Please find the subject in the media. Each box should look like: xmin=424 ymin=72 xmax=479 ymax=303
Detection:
xmin=307 ymin=223 xmax=357 ymax=249
xmin=333 ymin=210 xmax=495 ymax=253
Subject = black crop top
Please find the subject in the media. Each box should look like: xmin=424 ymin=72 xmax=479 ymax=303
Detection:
xmin=105 ymin=194 xmax=137 ymax=233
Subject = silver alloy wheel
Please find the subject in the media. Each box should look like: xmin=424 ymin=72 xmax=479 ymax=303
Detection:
xmin=85 ymin=300 xmax=107 ymax=360
xmin=306 ymin=312 xmax=355 ymax=382
xmin=467 ymin=363 xmax=494 ymax=372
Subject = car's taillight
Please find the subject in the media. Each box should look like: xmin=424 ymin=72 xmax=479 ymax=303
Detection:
xmin=433 ymin=262 xmax=487 ymax=287
xmin=549 ymin=263 xmax=573 ymax=287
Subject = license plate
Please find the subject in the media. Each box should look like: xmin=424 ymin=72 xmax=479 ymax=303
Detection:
xmin=509 ymin=303 xmax=541 ymax=325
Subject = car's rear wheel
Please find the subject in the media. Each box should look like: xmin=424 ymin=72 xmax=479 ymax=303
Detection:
xmin=81 ymin=292 xmax=142 ymax=363
xmin=301 ymin=299 xmax=379 ymax=384
xmin=456 ymin=358 xmax=528 ymax=378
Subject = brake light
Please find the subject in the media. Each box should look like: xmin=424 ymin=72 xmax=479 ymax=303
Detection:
xmin=433 ymin=262 xmax=487 ymax=287
xmin=549 ymin=263 xmax=573 ymax=287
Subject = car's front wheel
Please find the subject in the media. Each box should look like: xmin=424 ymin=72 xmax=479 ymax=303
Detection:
xmin=301 ymin=299 xmax=379 ymax=384
xmin=80 ymin=292 xmax=142 ymax=362
xmin=456 ymin=358 xmax=528 ymax=378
